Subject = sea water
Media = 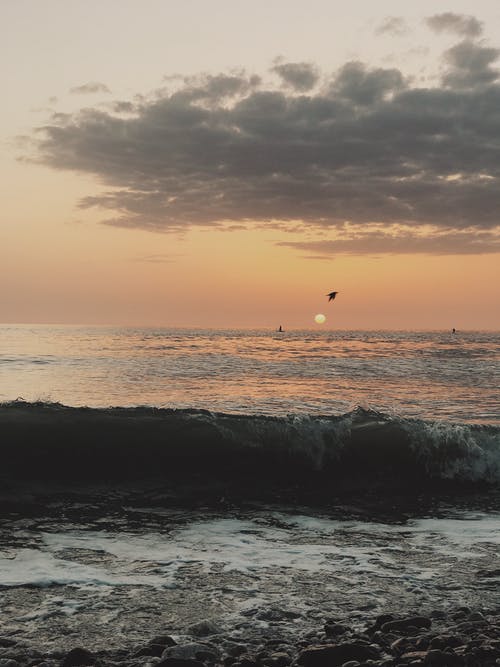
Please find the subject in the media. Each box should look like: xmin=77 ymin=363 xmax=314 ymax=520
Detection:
xmin=0 ymin=325 xmax=498 ymax=423
xmin=0 ymin=325 xmax=499 ymax=651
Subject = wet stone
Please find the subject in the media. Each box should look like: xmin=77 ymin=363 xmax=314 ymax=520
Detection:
xmin=298 ymin=642 xmax=379 ymax=667
xmin=225 ymin=644 xmax=248 ymax=657
xmin=237 ymin=658 xmax=259 ymax=667
xmin=156 ymin=660 xmax=204 ymax=667
xmin=162 ymin=643 xmax=219 ymax=663
xmin=381 ymin=617 xmax=432 ymax=634
xmin=151 ymin=636 xmax=178 ymax=648
xmin=269 ymin=652 xmax=291 ymax=666
xmin=61 ymin=648 xmax=96 ymax=667
xmin=133 ymin=644 xmax=166 ymax=658
xmin=324 ymin=623 xmax=349 ymax=638
xmin=188 ymin=621 xmax=222 ymax=637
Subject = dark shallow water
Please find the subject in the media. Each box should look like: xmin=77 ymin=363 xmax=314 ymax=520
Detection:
xmin=1 ymin=486 xmax=499 ymax=652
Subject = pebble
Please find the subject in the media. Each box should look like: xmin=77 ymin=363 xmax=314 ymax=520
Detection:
xmin=61 ymin=648 xmax=96 ymax=667
xmin=6 ymin=607 xmax=500 ymax=667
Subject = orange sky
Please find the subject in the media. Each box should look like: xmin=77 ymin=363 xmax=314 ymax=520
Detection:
xmin=2 ymin=200 xmax=498 ymax=328
xmin=1 ymin=1 xmax=499 ymax=330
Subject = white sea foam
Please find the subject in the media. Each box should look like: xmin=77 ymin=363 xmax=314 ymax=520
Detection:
xmin=0 ymin=548 xmax=172 ymax=588
xmin=1 ymin=512 xmax=498 ymax=592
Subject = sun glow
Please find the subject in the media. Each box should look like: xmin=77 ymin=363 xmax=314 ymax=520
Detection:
xmin=314 ymin=313 xmax=326 ymax=324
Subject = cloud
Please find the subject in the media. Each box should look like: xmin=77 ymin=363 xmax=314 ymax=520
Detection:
xmin=442 ymin=40 xmax=499 ymax=88
xmin=330 ymin=61 xmax=405 ymax=104
xmin=425 ymin=13 xmax=483 ymax=38
xmin=70 ymin=82 xmax=111 ymax=95
xmin=375 ymin=17 xmax=409 ymax=37
xmin=278 ymin=227 xmax=500 ymax=256
xmin=272 ymin=61 xmax=319 ymax=91
xmin=30 ymin=39 xmax=500 ymax=254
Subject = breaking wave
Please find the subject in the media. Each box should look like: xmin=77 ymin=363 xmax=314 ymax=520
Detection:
xmin=1 ymin=401 xmax=499 ymax=490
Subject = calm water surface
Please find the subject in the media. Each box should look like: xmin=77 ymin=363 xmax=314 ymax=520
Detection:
xmin=0 ymin=325 xmax=498 ymax=424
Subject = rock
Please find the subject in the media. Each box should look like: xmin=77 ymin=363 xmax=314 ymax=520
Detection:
xmin=430 ymin=611 xmax=447 ymax=621
xmin=162 ymin=643 xmax=219 ymax=663
xmin=400 ymin=652 xmax=428 ymax=661
xmin=415 ymin=637 xmax=429 ymax=650
xmin=151 ymin=636 xmax=178 ymax=648
xmin=448 ymin=620 xmax=487 ymax=633
xmin=269 ymin=652 xmax=291 ymax=666
xmin=134 ymin=644 xmax=166 ymax=658
xmin=425 ymin=648 xmax=454 ymax=665
xmin=298 ymin=642 xmax=379 ymax=667
xmin=324 ymin=623 xmax=349 ymax=638
xmin=225 ymin=644 xmax=248 ymax=658
xmin=188 ymin=621 xmax=222 ymax=637
xmin=468 ymin=611 xmax=485 ymax=622
xmin=0 ymin=660 xmax=19 ymax=667
xmin=256 ymin=609 xmax=301 ymax=621
xmin=61 ymin=648 xmax=96 ymax=667
xmin=376 ymin=614 xmax=396 ymax=628
xmin=390 ymin=638 xmax=413 ymax=654
xmin=238 ymin=659 xmax=259 ymax=667
xmin=451 ymin=607 xmax=470 ymax=621
xmin=0 ymin=642 xmax=17 ymax=650
xmin=156 ymin=660 xmax=204 ymax=667
xmin=381 ymin=617 xmax=432 ymax=633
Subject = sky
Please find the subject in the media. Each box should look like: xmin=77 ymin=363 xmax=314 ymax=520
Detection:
xmin=1 ymin=0 xmax=499 ymax=329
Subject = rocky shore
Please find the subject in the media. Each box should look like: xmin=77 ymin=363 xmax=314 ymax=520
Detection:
xmin=1 ymin=607 xmax=500 ymax=667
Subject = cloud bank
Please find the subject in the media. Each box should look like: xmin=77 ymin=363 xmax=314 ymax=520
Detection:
xmin=32 ymin=23 xmax=500 ymax=254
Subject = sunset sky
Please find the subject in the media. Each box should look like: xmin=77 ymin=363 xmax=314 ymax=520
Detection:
xmin=2 ymin=0 xmax=499 ymax=329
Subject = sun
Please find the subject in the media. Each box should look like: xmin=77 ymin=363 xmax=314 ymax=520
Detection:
xmin=314 ymin=313 xmax=326 ymax=324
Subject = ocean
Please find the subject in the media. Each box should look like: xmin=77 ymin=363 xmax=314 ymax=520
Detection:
xmin=0 ymin=325 xmax=499 ymax=660
xmin=1 ymin=325 xmax=498 ymax=421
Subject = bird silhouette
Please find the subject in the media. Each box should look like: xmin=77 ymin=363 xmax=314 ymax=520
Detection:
xmin=326 ymin=291 xmax=338 ymax=302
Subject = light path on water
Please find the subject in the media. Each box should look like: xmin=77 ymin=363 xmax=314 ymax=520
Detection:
xmin=0 ymin=325 xmax=498 ymax=424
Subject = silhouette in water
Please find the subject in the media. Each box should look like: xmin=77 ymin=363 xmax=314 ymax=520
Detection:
xmin=326 ymin=291 xmax=338 ymax=302
xmin=278 ymin=325 xmax=283 ymax=332
xmin=452 ymin=328 xmax=456 ymax=334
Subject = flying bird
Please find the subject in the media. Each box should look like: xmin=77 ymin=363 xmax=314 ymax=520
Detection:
xmin=326 ymin=291 xmax=338 ymax=302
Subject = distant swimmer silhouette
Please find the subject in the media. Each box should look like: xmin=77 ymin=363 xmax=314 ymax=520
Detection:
xmin=278 ymin=325 xmax=283 ymax=332
xmin=326 ymin=291 xmax=338 ymax=302
xmin=452 ymin=328 xmax=456 ymax=334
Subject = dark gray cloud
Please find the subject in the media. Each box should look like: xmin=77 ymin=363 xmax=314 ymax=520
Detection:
xmin=272 ymin=61 xmax=319 ymax=91
xmin=70 ymin=82 xmax=111 ymax=95
xmin=426 ymin=13 xmax=483 ymax=38
xmin=278 ymin=229 xmax=500 ymax=256
xmin=31 ymin=41 xmax=500 ymax=253
xmin=375 ymin=17 xmax=409 ymax=37
xmin=442 ymin=40 xmax=499 ymax=88
xmin=330 ymin=61 xmax=405 ymax=104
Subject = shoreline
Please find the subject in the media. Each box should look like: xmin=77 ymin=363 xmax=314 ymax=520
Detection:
xmin=1 ymin=607 xmax=499 ymax=666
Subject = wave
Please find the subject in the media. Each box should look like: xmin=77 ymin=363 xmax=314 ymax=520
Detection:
xmin=0 ymin=401 xmax=498 ymax=491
